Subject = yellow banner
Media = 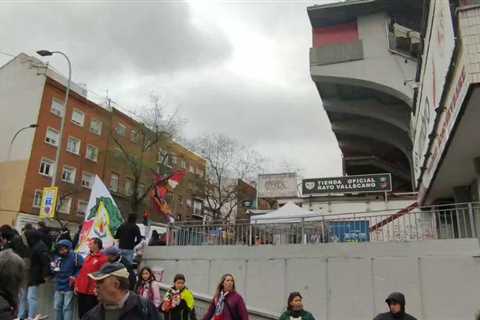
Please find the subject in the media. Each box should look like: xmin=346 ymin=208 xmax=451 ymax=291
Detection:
xmin=39 ymin=187 xmax=58 ymax=219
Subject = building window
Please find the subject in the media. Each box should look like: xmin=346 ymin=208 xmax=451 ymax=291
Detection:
xmin=193 ymin=199 xmax=203 ymax=216
xmin=81 ymin=172 xmax=94 ymax=189
xmin=58 ymin=196 xmax=72 ymax=214
xmin=158 ymin=149 xmax=168 ymax=164
xmin=39 ymin=158 xmax=55 ymax=177
xmin=50 ymin=99 xmax=64 ymax=117
xmin=77 ymin=200 xmax=88 ymax=215
xmin=45 ymin=127 xmax=59 ymax=147
xmin=167 ymin=154 xmax=176 ymax=167
xmin=180 ymin=159 xmax=187 ymax=169
xmin=137 ymin=183 xmax=145 ymax=198
xmin=116 ymin=123 xmax=126 ymax=136
xmin=189 ymin=164 xmax=195 ymax=173
xmin=86 ymin=145 xmax=98 ymax=162
xmin=33 ymin=190 xmax=42 ymax=208
xmin=125 ymin=178 xmax=133 ymax=196
xmin=66 ymin=136 xmax=81 ymax=155
xmin=90 ymin=119 xmax=103 ymax=135
xmin=61 ymin=166 xmax=76 ymax=184
xmin=71 ymin=109 xmax=85 ymax=127
xmin=130 ymin=130 xmax=138 ymax=143
xmin=110 ymin=173 xmax=119 ymax=193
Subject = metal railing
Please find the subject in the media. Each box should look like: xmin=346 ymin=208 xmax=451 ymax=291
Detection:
xmin=165 ymin=202 xmax=480 ymax=246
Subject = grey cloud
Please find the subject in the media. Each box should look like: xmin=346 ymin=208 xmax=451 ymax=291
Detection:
xmin=0 ymin=1 xmax=232 ymax=80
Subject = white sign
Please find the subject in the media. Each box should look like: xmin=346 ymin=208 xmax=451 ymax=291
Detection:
xmin=257 ymin=173 xmax=298 ymax=198
xmin=413 ymin=0 xmax=455 ymax=185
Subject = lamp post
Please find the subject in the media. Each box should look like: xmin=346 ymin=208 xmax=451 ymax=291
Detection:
xmin=7 ymin=124 xmax=38 ymax=161
xmin=36 ymin=50 xmax=72 ymax=187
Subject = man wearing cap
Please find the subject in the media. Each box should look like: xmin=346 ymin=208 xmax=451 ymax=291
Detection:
xmin=103 ymin=246 xmax=136 ymax=291
xmin=82 ymin=262 xmax=160 ymax=320
xmin=373 ymin=292 xmax=417 ymax=320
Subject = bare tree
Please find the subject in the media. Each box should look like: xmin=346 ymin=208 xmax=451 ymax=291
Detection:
xmin=110 ymin=94 xmax=183 ymax=216
xmin=191 ymin=133 xmax=264 ymax=222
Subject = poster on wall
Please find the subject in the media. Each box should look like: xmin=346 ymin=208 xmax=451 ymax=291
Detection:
xmin=257 ymin=173 xmax=298 ymax=198
xmin=328 ymin=221 xmax=370 ymax=243
xmin=39 ymin=186 xmax=58 ymax=219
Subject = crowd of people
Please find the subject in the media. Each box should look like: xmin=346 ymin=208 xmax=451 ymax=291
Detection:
xmin=0 ymin=218 xmax=421 ymax=320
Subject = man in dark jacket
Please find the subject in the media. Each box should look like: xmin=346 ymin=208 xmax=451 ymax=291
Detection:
xmin=103 ymin=246 xmax=137 ymax=290
xmin=18 ymin=231 xmax=50 ymax=320
xmin=52 ymin=239 xmax=84 ymax=320
xmin=114 ymin=214 xmax=141 ymax=263
xmin=373 ymin=292 xmax=417 ymax=320
xmin=82 ymin=263 xmax=160 ymax=320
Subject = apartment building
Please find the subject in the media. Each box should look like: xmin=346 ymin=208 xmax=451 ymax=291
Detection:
xmin=0 ymin=53 xmax=206 ymax=228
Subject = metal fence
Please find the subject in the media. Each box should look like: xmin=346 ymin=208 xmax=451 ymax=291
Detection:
xmin=165 ymin=202 xmax=480 ymax=246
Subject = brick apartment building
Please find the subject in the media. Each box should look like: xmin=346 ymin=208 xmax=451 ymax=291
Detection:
xmin=0 ymin=53 xmax=206 ymax=229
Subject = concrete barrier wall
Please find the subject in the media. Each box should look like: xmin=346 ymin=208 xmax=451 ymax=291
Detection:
xmin=142 ymin=239 xmax=480 ymax=320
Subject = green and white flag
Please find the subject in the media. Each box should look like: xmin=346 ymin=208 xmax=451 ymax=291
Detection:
xmin=76 ymin=175 xmax=124 ymax=256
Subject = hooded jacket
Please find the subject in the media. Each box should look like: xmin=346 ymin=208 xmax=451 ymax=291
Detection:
xmin=373 ymin=293 xmax=417 ymax=320
xmin=75 ymin=250 xmax=108 ymax=295
xmin=53 ymin=240 xmax=84 ymax=292
xmin=162 ymin=287 xmax=196 ymax=320
xmin=26 ymin=231 xmax=51 ymax=286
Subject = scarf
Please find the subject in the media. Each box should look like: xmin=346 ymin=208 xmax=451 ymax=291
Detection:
xmin=139 ymin=281 xmax=154 ymax=301
xmin=214 ymin=291 xmax=228 ymax=318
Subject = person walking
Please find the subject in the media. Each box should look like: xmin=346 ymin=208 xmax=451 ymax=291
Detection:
xmin=75 ymin=238 xmax=108 ymax=319
xmin=103 ymin=246 xmax=137 ymax=290
xmin=373 ymin=292 xmax=417 ymax=320
xmin=136 ymin=267 xmax=162 ymax=309
xmin=203 ymin=274 xmax=248 ymax=320
xmin=81 ymin=263 xmax=160 ymax=320
xmin=161 ymin=274 xmax=195 ymax=320
xmin=17 ymin=231 xmax=51 ymax=320
xmin=148 ymin=231 xmax=162 ymax=246
xmin=52 ymin=240 xmax=84 ymax=320
xmin=114 ymin=214 xmax=142 ymax=263
xmin=37 ymin=222 xmax=52 ymax=251
xmin=279 ymin=292 xmax=315 ymax=320
xmin=0 ymin=249 xmax=26 ymax=320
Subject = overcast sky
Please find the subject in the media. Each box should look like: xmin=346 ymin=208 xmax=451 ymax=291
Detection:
xmin=0 ymin=0 xmax=342 ymax=178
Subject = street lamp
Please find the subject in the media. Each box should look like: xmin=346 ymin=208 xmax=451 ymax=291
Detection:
xmin=36 ymin=50 xmax=72 ymax=187
xmin=7 ymin=124 xmax=38 ymax=161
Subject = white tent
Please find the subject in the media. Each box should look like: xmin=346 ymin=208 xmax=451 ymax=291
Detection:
xmin=250 ymin=201 xmax=322 ymax=224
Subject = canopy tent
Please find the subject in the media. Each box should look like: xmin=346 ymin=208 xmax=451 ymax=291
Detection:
xmin=250 ymin=201 xmax=322 ymax=224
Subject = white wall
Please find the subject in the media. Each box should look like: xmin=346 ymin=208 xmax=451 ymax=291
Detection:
xmin=0 ymin=53 xmax=45 ymax=161
xmin=311 ymin=12 xmax=417 ymax=106
xmin=144 ymin=239 xmax=480 ymax=320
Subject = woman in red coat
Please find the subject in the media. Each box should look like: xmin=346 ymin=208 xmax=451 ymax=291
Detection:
xmin=74 ymin=238 xmax=108 ymax=319
xmin=203 ymin=274 xmax=248 ymax=320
